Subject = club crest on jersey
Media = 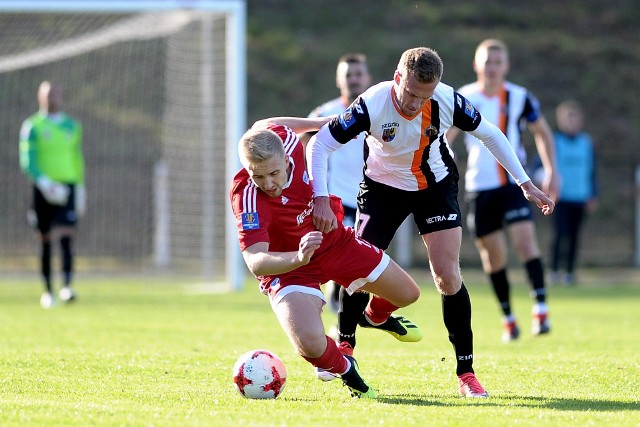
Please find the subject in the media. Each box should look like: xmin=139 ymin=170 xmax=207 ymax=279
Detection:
xmin=338 ymin=109 xmax=356 ymax=129
xmin=381 ymin=122 xmax=398 ymax=142
xmin=241 ymin=212 xmax=260 ymax=230
xmin=424 ymin=124 xmax=438 ymax=138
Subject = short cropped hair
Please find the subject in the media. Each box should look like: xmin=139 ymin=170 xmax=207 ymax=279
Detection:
xmin=398 ymin=47 xmax=443 ymax=83
xmin=338 ymin=53 xmax=367 ymax=66
xmin=474 ymin=38 xmax=509 ymax=63
xmin=238 ymin=128 xmax=285 ymax=167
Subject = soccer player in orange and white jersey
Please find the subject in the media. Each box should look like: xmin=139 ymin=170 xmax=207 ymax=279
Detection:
xmin=230 ymin=116 xmax=421 ymax=399
xmin=308 ymin=47 xmax=554 ymax=398
xmin=447 ymin=39 xmax=558 ymax=343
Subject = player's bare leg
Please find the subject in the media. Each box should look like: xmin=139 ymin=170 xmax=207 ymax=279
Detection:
xmin=274 ymin=292 xmax=376 ymax=398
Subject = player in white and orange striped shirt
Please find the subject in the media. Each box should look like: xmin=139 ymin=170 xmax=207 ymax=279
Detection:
xmin=308 ymin=47 xmax=554 ymax=398
xmin=447 ymin=39 xmax=558 ymax=343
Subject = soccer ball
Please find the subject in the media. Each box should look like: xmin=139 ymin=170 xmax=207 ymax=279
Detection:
xmin=232 ymin=349 xmax=287 ymax=399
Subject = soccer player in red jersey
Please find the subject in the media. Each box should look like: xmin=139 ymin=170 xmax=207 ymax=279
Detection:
xmin=230 ymin=116 xmax=421 ymax=398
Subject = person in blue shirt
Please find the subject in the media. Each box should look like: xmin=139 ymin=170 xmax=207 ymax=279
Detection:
xmin=549 ymin=100 xmax=598 ymax=285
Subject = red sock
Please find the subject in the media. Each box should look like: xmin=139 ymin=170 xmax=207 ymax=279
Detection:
xmin=365 ymin=295 xmax=399 ymax=324
xmin=302 ymin=335 xmax=348 ymax=374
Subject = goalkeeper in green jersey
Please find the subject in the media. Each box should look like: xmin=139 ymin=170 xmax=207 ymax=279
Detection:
xmin=19 ymin=81 xmax=85 ymax=308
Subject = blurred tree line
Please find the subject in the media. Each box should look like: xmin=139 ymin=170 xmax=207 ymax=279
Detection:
xmin=246 ymin=0 xmax=640 ymax=267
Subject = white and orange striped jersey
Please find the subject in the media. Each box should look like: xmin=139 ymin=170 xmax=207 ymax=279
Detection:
xmin=458 ymin=81 xmax=541 ymax=192
xmin=308 ymin=80 xmax=530 ymax=196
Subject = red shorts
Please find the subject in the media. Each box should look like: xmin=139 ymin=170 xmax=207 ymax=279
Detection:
xmin=258 ymin=225 xmax=390 ymax=305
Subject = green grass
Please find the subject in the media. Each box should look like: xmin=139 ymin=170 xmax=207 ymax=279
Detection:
xmin=0 ymin=271 xmax=638 ymax=426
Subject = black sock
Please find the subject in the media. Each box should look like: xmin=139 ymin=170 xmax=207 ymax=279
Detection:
xmin=60 ymin=236 xmax=73 ymax=287
xmin=525 ymin=258 xmax=546 ymax=303
xmin=337 ymin=287 xmax=370 ymax=348
xmin=41 ymin=241 xmax=52 ymax=293
xmin=442 ymin=283 xmax=474 ymax=376
xmin=489 ymin=269 xmax=511 ymax=317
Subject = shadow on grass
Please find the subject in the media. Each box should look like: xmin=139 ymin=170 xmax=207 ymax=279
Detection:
xmin=378 ymin=394 xmax=638 ymax=411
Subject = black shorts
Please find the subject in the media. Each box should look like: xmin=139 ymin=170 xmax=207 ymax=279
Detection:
xmin=32 ymin=184 xmax=78 ymax=234
xmin=465 ymin=183 xmax=532 ymax=238
xmin=355 ymin=174 xmax=462 ymax=250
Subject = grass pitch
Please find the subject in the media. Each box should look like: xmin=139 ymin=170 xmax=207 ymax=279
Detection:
xmin=0 ymin=270 xmax=638 ymax=426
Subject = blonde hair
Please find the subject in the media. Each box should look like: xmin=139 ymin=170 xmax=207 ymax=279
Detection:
xmin=398 ymin=47 xmax=443 ymax=83
xmin=238 ymin=128 xmax=285 ymax=167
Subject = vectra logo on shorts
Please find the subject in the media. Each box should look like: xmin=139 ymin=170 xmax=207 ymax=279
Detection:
xmin=381 ymin=122 xmax=399 ymax=142
xmin=505 ymin=207 xmax=530 ymax=220
xmin=426 ymin=213 xmax=458 ymax=224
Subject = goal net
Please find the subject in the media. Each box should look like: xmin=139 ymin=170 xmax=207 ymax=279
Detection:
xmin=0 ymin=1 xmax=247 ymax=289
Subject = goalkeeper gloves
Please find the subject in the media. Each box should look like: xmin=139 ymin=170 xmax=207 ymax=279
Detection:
xmin=36 ymin=176 xmax=70 ymax=206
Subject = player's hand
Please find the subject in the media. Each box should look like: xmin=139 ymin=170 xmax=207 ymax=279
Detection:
xmin=298 ymin=231 xmax=323 ymax=265
xmin=36 ymin=176 xmax=70 ymax=206
xmin=520 ymin=180 xmax=555 ymax=216
xmin=312 ymin=196 xmax=338 ymax=233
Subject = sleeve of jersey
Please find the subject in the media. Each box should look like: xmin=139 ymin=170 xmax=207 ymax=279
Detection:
xmin=18 ymin=121 xmax=42 ymax=181
xmin=523 ymin=91 xmax=541 ymax=123
xmin=307 ymin=97 xmax=370 ymax=197
xmin=451 ymin=91 xmax=529 ymax=185
xmin=265 ymin=122 xmax=295 ymax=143
xmin=471 ymin=119 xmax=531 ymax=186
xmin=230 ymin=181 xmax=271 ymax=251
xmin=451 ymin=92 xmax=482 ymax=132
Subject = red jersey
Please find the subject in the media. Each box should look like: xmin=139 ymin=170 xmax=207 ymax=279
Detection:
xmin=230 ymin=123 xmax=387 ymax=299
xmin=230 ymin=123 xmax=316 ymax=253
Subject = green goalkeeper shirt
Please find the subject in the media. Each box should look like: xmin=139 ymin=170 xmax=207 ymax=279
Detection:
xmin=19 ymin=111 xmax=84 ymax=184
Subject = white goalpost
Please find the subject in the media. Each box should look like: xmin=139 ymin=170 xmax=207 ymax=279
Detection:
xmin=0 ymin=0 xmax=247 ymax=290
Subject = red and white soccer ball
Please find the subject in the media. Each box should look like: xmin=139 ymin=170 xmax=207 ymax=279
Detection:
xmin=232 ymin=349 xmax=287 ymax=399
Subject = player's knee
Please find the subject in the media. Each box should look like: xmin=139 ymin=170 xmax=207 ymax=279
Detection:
xmin=404 ymin=283 xmax=420 ymax=306
xmin=388 ymin=271 xmax=420 ymax=306
xmin=431 ymin=269 xmax=462 ymax=296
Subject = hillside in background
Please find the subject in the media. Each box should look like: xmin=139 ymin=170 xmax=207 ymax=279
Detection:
xmin=246 ymin=0 xmax=640 ymax=266
xmin=0 ymin=2 xmax=637 ymax=270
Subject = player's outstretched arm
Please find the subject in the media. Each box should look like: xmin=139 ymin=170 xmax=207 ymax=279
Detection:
xmin=251 ymin=116 xmax=333 ymax=135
